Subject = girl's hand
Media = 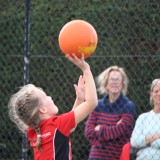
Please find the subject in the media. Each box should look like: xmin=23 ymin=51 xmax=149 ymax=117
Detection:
xmin=74 ymin=75 xmax=85 ymax=101
xmin=65 ymin=53 xmax=90 ymax=71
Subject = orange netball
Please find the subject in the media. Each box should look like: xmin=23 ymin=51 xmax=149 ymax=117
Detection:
xmin=58 ymin=20 xmax=98 ymax=59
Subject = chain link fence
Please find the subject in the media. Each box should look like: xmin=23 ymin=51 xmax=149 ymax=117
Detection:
xmin=0 ymin=0 xmax=160 ymax=159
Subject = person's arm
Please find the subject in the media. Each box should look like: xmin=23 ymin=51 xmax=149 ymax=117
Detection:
xmin=65 ymin=53 xmax=98 ymax=125
xmin=70 ymin=75 xmax=85 ymax=133
xmin=71 ymin=75 xmax=85 ymax=111
xmin=131 ymin=113 xmax=160 ymax=149
xmin=150 ymin=135 xmax=160 ymax=149
xmin=145 ymin=133 xmax=160 ymax=149
xmin=85 ymin=110 xmax=102 ymax=146
xmin=130 ymin=114 xmax=147 ymax=148
xmin=95 ymin=102 xmax=135 ymax=141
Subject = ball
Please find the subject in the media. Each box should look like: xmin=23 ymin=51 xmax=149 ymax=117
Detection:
xmin=58 ymin=20 xmax=98 ymax=59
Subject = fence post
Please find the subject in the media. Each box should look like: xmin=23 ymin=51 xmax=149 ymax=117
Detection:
xmin=22 ymin=0 xmax=30 ymax=159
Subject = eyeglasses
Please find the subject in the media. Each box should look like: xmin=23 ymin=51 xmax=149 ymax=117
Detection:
xmin=153 ymin=89 xmax=160 ymax=94
xmin=108 ymin=78 xmax=123 ymax=83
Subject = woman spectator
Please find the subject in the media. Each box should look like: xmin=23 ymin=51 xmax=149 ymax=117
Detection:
xmin=85 ymin=66 xmax=136 ymax=160
xmin=131 ymin=79 xmax=160 ymax=160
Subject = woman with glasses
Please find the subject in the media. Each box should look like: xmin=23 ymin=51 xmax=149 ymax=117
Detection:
xmin=131 ymin=79 xmax=160 ymax=160
xmin=85 ymin=66 xmax=136 ymax=160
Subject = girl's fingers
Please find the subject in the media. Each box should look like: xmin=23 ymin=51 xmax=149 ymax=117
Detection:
xmin=81 ymin=53 xmax=84 ymax=60
xmin=65 ymin=53 xmax=84 ymax=61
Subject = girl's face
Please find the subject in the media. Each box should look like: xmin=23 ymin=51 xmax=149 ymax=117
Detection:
xmin=151 ymin=82 xmax=160 ymax=107
xmin=37 ymin=89 xmax=59 ymax=116
xmin=106 ymin=71 xmax=123 ymax=95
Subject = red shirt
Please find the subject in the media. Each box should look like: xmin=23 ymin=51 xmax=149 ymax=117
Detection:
xmin=27 ymin=111 xmax=75 ymax=160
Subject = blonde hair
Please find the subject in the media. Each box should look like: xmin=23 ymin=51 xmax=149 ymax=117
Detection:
xmin=8 ymin=84 xmax=43 ymax=151
xmin=96 ymin=66 xmax=129 ymax=95
xmin=150 ymin=79 xmax=160 ymax=106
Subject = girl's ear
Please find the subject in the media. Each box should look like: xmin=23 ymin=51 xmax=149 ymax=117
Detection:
xmin=39 ymin=107 xmax=47 ymax=114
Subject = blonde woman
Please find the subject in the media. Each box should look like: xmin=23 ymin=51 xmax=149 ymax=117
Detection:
xmin=131 ymin=79 xmax=160 ymax=160
xmin=85 ymin=66 xmax=136 ymax=160
xmin=8 ymin=54 xmax=98 ymax=160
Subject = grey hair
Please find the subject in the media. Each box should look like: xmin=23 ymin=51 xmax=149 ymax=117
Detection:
xmin=96 ymin=66 xmax=129 ymax=95
xmin=150 ymin=79 xmax=160 ymax=106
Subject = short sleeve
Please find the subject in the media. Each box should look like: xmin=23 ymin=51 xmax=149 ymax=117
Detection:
xmin=56 ymin=111 xmax=75 ymax=137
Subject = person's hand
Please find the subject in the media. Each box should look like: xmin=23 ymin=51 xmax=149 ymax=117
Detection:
xmin=74 ymin=75 xmax=85 ymax=101
xmin=145 ymin=134 xmax=160 ymax=145
xmin=145 ymin=136 xmax=154 ymax=145
xmin=65 ymin=53 xmax=90 ymax=72
xmin=154 ymin=134 xmax=160 ymax=140
xmin=95 ymin=125 xmax=101 ymax=131
xmin=117 ymin=119 xmax=122 ymax=125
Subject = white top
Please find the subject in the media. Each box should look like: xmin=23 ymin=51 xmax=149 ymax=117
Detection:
xmin=131 ymin=110 xmax=160 ymax=160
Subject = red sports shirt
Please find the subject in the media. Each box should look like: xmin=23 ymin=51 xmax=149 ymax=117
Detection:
xmin=27 ymin=111 xmax=75 ymax=160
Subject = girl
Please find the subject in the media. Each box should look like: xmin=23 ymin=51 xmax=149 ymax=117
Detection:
xmin=8 ymin=54 xmax=98 ymax=160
